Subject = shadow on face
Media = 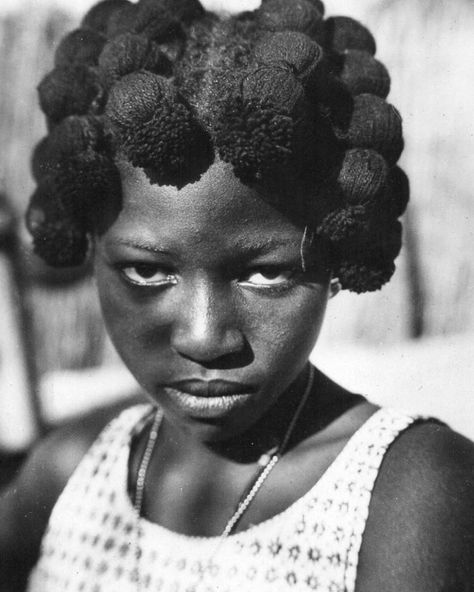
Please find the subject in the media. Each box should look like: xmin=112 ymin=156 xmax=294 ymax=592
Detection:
xmin=92 ymin=159 xmax=333 ymax=437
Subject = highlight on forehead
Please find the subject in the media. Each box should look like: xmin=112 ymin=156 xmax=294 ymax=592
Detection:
xmin=111 ymin=235 xmax=303 ymax=255
xmin=102 ymin=227 xmax=331 ymax=282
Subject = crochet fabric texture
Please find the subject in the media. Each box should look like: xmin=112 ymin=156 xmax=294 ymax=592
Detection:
xmin=27 ymin=405 xmax=420 ymax=592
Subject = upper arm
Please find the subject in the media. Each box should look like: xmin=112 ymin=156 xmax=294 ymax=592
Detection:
xmin=0 ymin=400 xmax=135 ymax=589
xmin=0 ymin=425 xmax=100 ymax=589
xmin=356 ymin=422 xmax=474 ymax=592
xmin=0 ymin=431 xmax=79 ymax=589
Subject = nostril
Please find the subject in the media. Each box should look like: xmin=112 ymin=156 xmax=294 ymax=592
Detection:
xmin=175 ymin=338 xmax=255 ymax=370
xmin=171 ymin=326 xmax=245 ymax=363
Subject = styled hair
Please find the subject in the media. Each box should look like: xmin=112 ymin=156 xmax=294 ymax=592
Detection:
xmin=27 ymin=0 xmax=408 ymax=293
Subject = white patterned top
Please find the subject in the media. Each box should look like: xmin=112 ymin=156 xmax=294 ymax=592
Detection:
xmin=27 ymin=405 xmax=420 ymax=592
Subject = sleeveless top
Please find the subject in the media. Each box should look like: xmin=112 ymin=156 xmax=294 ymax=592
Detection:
xmin=27 ymin=405 xmax=420 ymax=592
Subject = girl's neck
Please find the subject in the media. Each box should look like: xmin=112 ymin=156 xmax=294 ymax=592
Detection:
xmin=156 ymin=367 xmax=310 ymax=466
xmin=155 ymin=367 xmax=358 ymax=467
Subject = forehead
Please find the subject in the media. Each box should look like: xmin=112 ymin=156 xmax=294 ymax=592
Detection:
xmin=105 ymin=160 xmax=305 ymax=251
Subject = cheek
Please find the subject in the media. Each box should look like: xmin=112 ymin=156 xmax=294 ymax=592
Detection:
xmin=246 ymin=287 xmax=329 ymax=369
xmin=94 ymin=264 xmax=166 ymax=365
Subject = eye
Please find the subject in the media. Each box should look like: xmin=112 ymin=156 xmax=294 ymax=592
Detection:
xmin=239 ymin=267 xmax=296 ymax=287
xmin=120 ymin=264 xmax=177 ymax=287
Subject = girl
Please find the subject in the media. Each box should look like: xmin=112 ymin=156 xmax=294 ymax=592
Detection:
xmin=1 ymin=0 xmax=473 ymax=590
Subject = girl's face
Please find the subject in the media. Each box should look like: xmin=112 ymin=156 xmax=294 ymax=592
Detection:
xmin=94 ymin=160 xmax=331 ymax=441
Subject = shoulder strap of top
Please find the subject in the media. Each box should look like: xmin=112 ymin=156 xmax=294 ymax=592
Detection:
xmin=27 ymin=404 xmax=154 ymax=591
xmin=340 ymin=407 xmax=425 ymax=592
xmin=52 ymin=403 xmax=153 ymax=513
xmin=86 ymin=403 xmax=153 ymax=458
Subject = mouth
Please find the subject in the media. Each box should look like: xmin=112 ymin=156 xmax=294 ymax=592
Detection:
xmin=162 ymin=380 xmax=256 ymax=419
xmin=167 ymin=379 xmax=254 ymax=398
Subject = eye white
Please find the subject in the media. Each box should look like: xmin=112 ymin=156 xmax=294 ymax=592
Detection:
xmin=241 ymin=270 xmax=294 ymax=286
xmin=121 ymin=265 xmax=175 ymax=286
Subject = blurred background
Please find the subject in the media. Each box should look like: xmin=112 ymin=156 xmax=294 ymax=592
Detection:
xmin=0 ymin=0 xmax=473 ymax=466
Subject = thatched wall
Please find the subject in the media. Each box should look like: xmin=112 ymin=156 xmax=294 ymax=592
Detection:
xmin=0 ymin=8 xmax=106 ymax=377
xmin=318 ymin=0 xmax=474 ymax=344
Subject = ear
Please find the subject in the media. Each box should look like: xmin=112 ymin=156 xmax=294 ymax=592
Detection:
xmin=329 ymin=277 xmax=341 ymax=299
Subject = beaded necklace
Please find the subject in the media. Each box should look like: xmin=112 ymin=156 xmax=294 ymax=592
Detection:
xmin=133 ymin=365 xmax=314 ymax=588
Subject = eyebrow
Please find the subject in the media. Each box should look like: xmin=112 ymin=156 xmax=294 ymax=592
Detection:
xmin=110 ymin=236 xmax=302 ymax=257
xmin=231 ymin=237 xmax=302 ymax=257
xmin=110 ymin=238 xmax=172 ymax=255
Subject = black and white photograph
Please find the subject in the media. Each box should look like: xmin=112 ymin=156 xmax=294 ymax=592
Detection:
xmin=0 ymin=0 xmax=473 ymax=590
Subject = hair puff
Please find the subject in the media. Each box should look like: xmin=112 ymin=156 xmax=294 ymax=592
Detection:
xmin=254 ymin=32 xmax=325 ymax=90
xmin=257 ymin=0 xmax=324 ymax=38
xmin=31 ymin=137 xmax=53 ymax=182
xmin=47 ymin=153 xmax=118 ymax=220
xmin=336 ymin=148 xmax=389 ymax=206
xmin=106 ymin=3 xmax=139 ymax=38
xmin=212 ymin=58 xmax=334 ymax=191
xmin=98 ymin=33 xmax=172 ymax=88
xmin=26 ymin=177 xmax=89 ymax=267
xmin=324 ymin=16 xmax=376 ymax=55
xmin=335 ymin=220 xmax=402 ymax=292
xmin=317 ymin=204 xmax=370 ymax=243
xmin=339 ymin=50 xmax=390 ymax=99
xmin=31 ymin=115 xmax=106 ymax=181
xmin=242 ymin=64 xmax=306 ymax=114
xmin=214 ymin=95 xmax=294 ymax=186
xmin=106 ymin=70 xmax=214 ymax=187
xmin=337 ymin=255 xmax=395 ymax=293
xmin=138 ymin=0 xmax=204 ymax=23
xmin=134 ymin=0 xmax=204 ymax=42
xmin=28 ymin=213 xmax=90 ymax=267
xmin=316 ymin=146 xmax=404 ymax=253
xmin=134 ymin=6 xmax=181 ymax=42
xmin=302 ymin=0 xmax=325 ymax=15
xmin=38 ymin=65 xmax=104 ymax=125
xmin=336 ymin=93 xmax=403 ymax=165
xmin=385 ymin=166 xmax=410 ymax=219
xmin=82 ymin=0 xmax=133 ymax=35
xmin=27 ymin=151 xmax=121 ymax=266
xmin=54 ymin=28 xmax=107 ymax=68
xmin=261 ymin=0 xmax=325 ymax=14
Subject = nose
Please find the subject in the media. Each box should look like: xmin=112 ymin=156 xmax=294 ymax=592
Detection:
xmin=170 ymin=280 xmax=245 ymax=363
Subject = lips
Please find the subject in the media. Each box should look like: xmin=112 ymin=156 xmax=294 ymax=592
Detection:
xmin=162 ymin=380 xmax=255 ymax=419
xmin=166 ymin=379 xmax=254 ymax=398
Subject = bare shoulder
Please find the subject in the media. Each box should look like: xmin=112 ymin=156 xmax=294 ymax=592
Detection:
xmin=357 ymin=420 xmax=474 ymax=592
xmin=0 ymin=399 xmax=138 ymax=587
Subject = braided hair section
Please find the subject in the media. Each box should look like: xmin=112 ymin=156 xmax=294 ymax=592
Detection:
xmin=28 ymin=0 xmax=409 ymax=293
